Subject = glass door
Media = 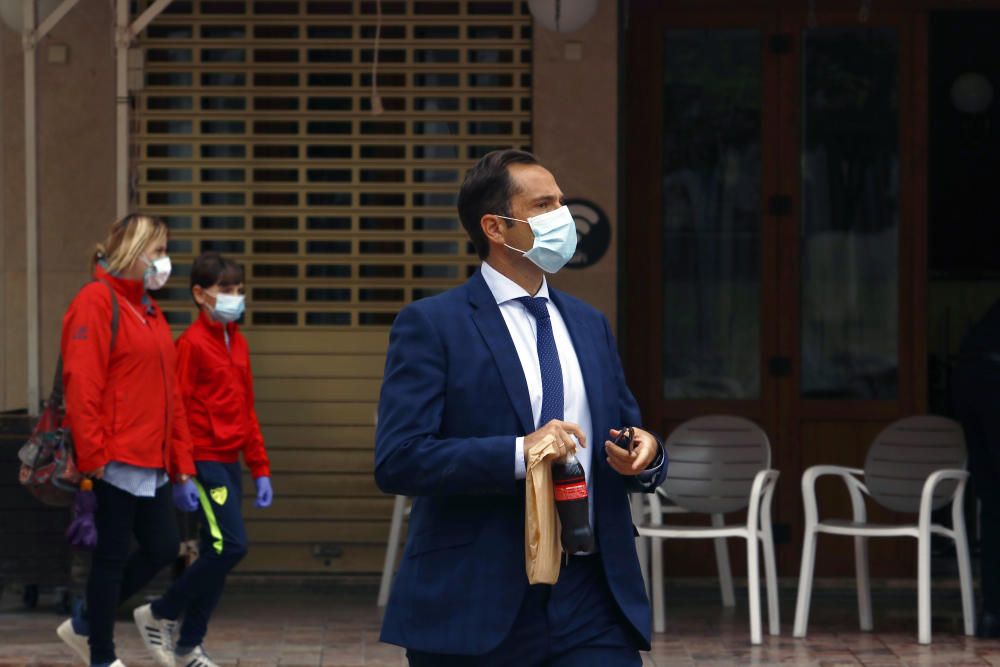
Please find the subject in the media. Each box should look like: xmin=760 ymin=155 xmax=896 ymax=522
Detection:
xmin=624 ymin=7 xmax=782 ymax=437
xmin=661 ymin=28 xmax=766 ymax=403
xmin=777 ymin=7 xmax=919 ymax=577
xmin=623 ymin=6 xmax=783 ymax=576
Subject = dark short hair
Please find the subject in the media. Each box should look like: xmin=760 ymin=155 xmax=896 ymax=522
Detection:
xmin=190 ymin=252 xmax=244 ymax=304
xmin=457 ymin=149 xmax=540 ymax=260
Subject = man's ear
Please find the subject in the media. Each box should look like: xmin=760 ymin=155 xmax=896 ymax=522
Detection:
xmin=481 ymin=214 xmax=506 ymax=244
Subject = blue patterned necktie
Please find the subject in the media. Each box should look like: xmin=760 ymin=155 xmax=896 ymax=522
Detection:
xmin=516 ymin=296 xmax=564 ymax=425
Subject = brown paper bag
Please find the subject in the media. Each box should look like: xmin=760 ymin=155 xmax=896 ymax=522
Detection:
xmin=525 ymin=433 xmax=563 ymax=584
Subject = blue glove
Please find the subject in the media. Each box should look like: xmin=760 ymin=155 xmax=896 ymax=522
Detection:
xmin=173 ymin=480 xmax=199 ymax=512
xmin=255 ymin=476 xmax=273 ymax=508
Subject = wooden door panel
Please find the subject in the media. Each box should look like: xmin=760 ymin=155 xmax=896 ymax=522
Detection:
xmin=625 ymin=5 xmax=784 ymax=576
xmin=776 ymin=7 xmax=920 ymax=577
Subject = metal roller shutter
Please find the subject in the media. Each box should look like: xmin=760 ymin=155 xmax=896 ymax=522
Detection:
xmin=136 ymin=0 xmax=532 ymax=575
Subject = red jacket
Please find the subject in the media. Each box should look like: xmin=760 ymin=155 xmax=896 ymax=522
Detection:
xmin=175 ymin=311 xmax=270 ymax=479
xmin=61 ymin=266 xmax=195 ymax=479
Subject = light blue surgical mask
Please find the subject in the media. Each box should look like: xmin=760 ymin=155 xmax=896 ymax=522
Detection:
xmin=495 ymin=205 xmax=578 ymax=274
xmin=210 ymin=293 xmax=245 ymax=324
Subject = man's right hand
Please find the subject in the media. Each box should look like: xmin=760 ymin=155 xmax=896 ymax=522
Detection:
xmin=524 ymin=420 xmax=586 ymax=465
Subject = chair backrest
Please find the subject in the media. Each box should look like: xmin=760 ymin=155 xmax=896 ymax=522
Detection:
xmin=863 ymin=415 xmax=966 ymax=514
xmin=661 ymin=415 xmax=771 ymax=514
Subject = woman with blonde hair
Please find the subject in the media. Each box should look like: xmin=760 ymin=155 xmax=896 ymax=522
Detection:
xmin=55 ymin=214 xmax=198 ymax=667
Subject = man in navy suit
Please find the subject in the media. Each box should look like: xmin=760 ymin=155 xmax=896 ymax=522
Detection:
xmin=953 ymin=300 xmax=1000 ymax=638
xmin=375 ymin=149 xmax=667 ymax=666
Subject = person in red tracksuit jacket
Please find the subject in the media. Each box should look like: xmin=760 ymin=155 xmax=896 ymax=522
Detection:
xmin=146 ymin=252 xmax=273 ymax=667
xmin=55 ymin=214 xmax=199 ymax=667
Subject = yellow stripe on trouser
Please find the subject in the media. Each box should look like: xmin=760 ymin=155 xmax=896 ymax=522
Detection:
xmin=193 ymin=479 xmax=224 ymax=556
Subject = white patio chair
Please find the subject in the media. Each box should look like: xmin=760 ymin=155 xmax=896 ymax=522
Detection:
xmin=636 ymin=415 xmax=780 ymax=645
xmin=632 ymin=493 xmax=736 ymax=607
xmin=792 ymin=415 xmax=974 ymax=645
xmin=377 ymin=494 xmax=410 ymax=608
xmin=374 ymin=411 xmax=412 ymax=610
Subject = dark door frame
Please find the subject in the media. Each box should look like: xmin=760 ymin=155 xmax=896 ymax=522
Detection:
xmin=618 ymin=0 xmax=995 ymax=575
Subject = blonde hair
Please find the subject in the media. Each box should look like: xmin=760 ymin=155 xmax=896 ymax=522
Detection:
xmin=93 ymin=214 xmax=168 ymax=274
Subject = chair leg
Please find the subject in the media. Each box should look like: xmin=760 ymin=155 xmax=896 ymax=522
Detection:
xmin=637 ymin=535 xmax=650 ymax=597
xmin=917 ymin=530 xmax=932 ymax=645
xmin=652 ymin=536 xmax=665 ymax=634
xmin=792 ymin=528 xmax=818 ymax=638
xmin=633 ymin=494 xmax=650 ymax=596
xmin=854 ymin=536 xmax=873 ymax=632
xmin=953 ymin=515 xmax=976 ymax=636
xmin=712 ymin=514 xmax=736 ymax=608
xmin=377 ymin=494 xmax=407 ymax=608
xmin=761 ymin=531 xmax=780 ymax=636
xmin=747 ymin=534 xmax=763 ymax=645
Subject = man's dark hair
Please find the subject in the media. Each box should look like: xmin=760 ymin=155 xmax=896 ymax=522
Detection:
xmin=457 ymin=149 xmax=540 ymax=260
xmin=190 ymin=252 xmax=244 ymax=305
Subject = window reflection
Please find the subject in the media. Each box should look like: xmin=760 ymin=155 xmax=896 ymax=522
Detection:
xmin=662 ymin=29 xmax=762 ymax=399
xmin=801 ymin=28 xmax=899 ymax=399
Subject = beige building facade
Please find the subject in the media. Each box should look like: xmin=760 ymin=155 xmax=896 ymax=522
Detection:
xmin=0 ymin=0 xmax=619 ymax=576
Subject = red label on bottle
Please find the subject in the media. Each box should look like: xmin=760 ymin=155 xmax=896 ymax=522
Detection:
xmin=554 ymin=481 xmax=588 ymax=502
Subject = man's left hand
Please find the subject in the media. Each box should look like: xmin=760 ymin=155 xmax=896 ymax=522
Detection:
xmin=604 ymin=427 xmax=660 ymax=476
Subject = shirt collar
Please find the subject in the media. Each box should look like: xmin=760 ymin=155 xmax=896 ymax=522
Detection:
xmin=480 ymin=261 xmax=550 ymax=306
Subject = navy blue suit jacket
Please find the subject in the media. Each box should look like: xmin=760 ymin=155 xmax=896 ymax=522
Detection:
xmin=374 ymin=270 xmax=667 ymax=655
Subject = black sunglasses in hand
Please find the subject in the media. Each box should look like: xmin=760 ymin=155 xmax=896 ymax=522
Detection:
xmin=611 ymin=426 xmax=635 ymax=453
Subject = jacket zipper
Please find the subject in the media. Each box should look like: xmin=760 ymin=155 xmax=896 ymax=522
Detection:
xmin=122 ymin=293 xmax=171 ymax=471
xmin=155 ymin=322 xmax=171 ymax=469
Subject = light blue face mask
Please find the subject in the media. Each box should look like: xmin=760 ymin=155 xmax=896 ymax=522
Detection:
xmin=495 ymin=205 xmax=578 ymax=274
xmin=210 ymin=293 xmax=245 ymax=324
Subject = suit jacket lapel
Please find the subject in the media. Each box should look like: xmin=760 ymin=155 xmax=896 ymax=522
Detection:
xmin=467 ymin=271 xmax=535 ymax=435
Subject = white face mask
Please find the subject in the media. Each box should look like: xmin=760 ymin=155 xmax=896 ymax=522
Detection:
xmin=143 ymin=256 xmax=172 ymax=291
xmin=495 ymin=205 xmax=578 ymax=274
xmin=210 ymin=293 xmax=245 ymax=324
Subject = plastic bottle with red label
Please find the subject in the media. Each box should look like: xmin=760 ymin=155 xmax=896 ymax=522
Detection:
xmin=552 ymin=451 xmax=594 ymax=554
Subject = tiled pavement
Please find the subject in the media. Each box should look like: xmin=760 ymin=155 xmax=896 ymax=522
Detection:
xmin=1 ymin=583 xmax=999 ymax=666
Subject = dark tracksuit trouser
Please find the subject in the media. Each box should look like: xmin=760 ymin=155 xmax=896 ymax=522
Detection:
xmin=152 ymin=461 xmax=248 ymax=650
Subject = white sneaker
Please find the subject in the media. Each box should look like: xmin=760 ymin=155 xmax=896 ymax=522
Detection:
xmin=110 ymin=661 xmax=128 ymax=667
xmin=132 ymin=603 xmax=177 ymax=667
xmin=176 ymin=645 xmax=220 ymax=667
xmin=56 ymin=618 xmax=89 ymax=665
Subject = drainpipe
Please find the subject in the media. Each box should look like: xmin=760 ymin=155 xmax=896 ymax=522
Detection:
xmin=23 ymin=0 xmax=38 ymax=415
xmin=115 ymin=0 xmax=128 ymax=218
xmin=20 ymin=0 xmax=81 ymax=416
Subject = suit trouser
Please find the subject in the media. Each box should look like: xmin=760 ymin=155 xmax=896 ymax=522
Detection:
xmin=953 ymin=363 xmax=1000 ymax=614
xmin=88 ymin=481 xmax=179 ymax=664
xmin=406 ymin=553 xmax=643 ymax=667
xmin=152 ymin=461 xmax=248 ymax=649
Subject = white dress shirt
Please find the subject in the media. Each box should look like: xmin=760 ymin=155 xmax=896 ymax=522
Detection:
xmin=479 ymin=262 xmax=596 ymax=527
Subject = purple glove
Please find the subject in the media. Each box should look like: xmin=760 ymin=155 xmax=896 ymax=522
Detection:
xmin=255 ymin=476 xmax=273 ymax=508
xmin=173 ymin=480 xmax=199 ymax=512
xmin=66 ymin=488 xmax=98 ymax=550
